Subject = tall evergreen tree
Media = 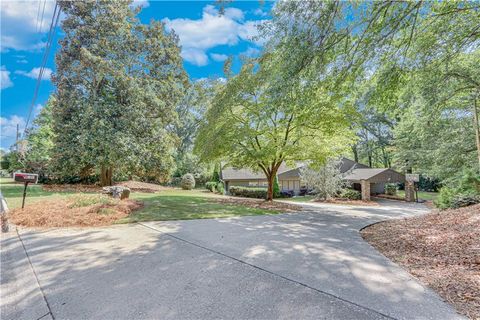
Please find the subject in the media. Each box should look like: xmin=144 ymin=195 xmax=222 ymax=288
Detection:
xmin=53 ymin=0 xmax=187 ymax=185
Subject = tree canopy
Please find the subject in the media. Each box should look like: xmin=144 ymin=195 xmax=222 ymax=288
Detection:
xmin=52 ymin=0 xmax=187 ymax=185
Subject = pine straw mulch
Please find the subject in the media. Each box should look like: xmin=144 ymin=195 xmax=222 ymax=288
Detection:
xmin=8 ymin=195 xmax=143 ymax=228
xmin=361 ymin=204 xmax=480 ymax=319
xmin=42 ymin=184 xmax=102 ymax=192
xmin=42 ymin=181 xmax=170 ymax=193
xmin=115 ymin=180 xmax=170 ymax=192
xmin=216 ymin=197 xmax=302 ymax=212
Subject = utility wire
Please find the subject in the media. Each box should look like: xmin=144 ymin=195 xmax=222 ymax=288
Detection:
xmin=23 ymin=1 xmax=61 ymax=137
xmin=35 ymin=0 xmax=42 ymax=32
xmin=38 ymin=0 xmax=47 ymax=32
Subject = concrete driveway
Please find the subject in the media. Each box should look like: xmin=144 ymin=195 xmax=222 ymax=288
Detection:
xmin=1 ymin=200 xmax=464 ymax=320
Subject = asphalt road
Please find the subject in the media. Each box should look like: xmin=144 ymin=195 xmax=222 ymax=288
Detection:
xmin=1 ymin=200 xmax=464 ymax=319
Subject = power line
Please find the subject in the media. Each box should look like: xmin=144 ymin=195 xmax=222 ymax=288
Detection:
xmin=23 ymin=1 xmax=61 ymax=137
xmin=35 ymin=0 xmax=42 ymax=32
xmin=37 ymin=0 xmax=47 ymax=32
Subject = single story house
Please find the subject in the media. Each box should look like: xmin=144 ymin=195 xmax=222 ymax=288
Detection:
xmin=220 ymin=158 xmax=405 ymax=200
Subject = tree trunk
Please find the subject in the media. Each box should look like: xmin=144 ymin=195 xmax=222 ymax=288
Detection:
xmin=100 ymin=166 xmax=114 ymax=186
xmin=266 ymin=173 xmax=275 ymax=201
xmin=352 ymin=144 xmax=359 ymax=163
xmin=473 ymin=94 xmax=480 ymax=170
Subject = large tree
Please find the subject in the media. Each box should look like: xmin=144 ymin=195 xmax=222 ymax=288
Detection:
xmin=195 ymin=57 xmax=355 ymax=201
xmin=260 ymin=1 xmax=480 ymax=182
xmin=53 ymin=0 xmax=187 ymax=185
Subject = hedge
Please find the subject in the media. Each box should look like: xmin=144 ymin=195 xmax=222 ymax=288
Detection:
xmin=229 ymin=186 xmax=267 ymax=199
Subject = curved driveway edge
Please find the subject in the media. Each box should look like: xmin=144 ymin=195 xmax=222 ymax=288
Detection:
xmin=1 ymin=199 xmax=465 ymax=319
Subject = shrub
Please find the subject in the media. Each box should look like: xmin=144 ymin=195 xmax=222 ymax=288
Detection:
xmin=273 ymin=177 xmax=280 ymax=198
xmin=216 ymin=181 xmax=225 ymax=194
xmin=181 ymin=173 xmax=196 ymax=190
xmin=384 ymin=183 xmax=397 ymax=196
xmin=434 ymin=187 xmax=456 ymax=209
xmin=279 ymin=190 xmax=294 ymax=198
xmin=229 ymin=186 xmax=267 ymax=199
xmin=434 ymin=170 xmax=480 ymax=209
xmin=451 ymin=194 xmax=480 ymax=209
xmin=205 ymin=181 xmax=217 ymax=192
xmin=340 ymin=189 xmax=361 ymax=200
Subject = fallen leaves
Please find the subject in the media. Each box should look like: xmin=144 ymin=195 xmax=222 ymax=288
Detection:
xmin=361 ymin=204 xmax=480 ymax=319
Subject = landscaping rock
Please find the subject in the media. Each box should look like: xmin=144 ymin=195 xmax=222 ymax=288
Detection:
xmin=102 ymin=186 xmax=131 ymax=200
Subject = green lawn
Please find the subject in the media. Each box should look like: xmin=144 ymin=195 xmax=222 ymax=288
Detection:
xmin=283 ymin=195 xmax=316 ymax=203
xmin=1 ymin=178 xmax=279 ymax=221
xmin=0 ymin=178 xmax=73 ymax=209
xmin=121 ymin=189 xmax=279 ymax=223
xmin=397 ymin=190 xmax=438 ymax=201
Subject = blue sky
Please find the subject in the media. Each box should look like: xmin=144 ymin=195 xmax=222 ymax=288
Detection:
xmin=0 ymin=0 xmax=272 ymax=150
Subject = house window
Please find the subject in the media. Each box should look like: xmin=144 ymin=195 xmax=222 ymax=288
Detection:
xmin=248 ymin=181 xmax=258 ymax=187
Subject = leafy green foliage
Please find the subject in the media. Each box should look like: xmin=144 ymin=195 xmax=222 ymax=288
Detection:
xmin=434 ymin=170 xmax=480 ymax=209
xmin=384 ymin=184 xmax=397 ymax=196
xmin=195 ymin=55 xmax=355 ymax=200
xmin=216 ymin=181 xmax=225 ymax=194
xmin=181 ymin=173 xmax=195 ymax=190
xmin=300 ymin=159 xmax=348 ymax=201
xmin=340 ymin=189 xmax=361 ymax=200
xmin=273 ymin=176 xmax=280 ymax=198
xmin=229 ymin=186 xmax=267 ymax=199
xmin=52 ymin=1 xmax=187 ymax=185
xmin=205 ymin=181 xmax=217 ymax=192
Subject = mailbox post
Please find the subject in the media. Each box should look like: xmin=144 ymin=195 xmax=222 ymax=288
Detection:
xmin=13 ymin=173 xmax=39 ymax=209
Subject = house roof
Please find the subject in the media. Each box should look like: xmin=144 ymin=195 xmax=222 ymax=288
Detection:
xmin=342 ymin=168 xmax=388 ymax=181
xmin=221 ymin=158 xmax=405 ymax=183
xmin=343 ymin=168 xmax=405 ymax=183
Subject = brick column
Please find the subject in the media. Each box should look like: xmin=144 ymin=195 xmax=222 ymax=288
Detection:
xmin=405 ymin=181 xmax=415 ymax=202
xmin=361 ymin=180 xmax=370 ymax=201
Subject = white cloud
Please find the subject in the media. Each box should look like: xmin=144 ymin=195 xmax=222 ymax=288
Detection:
xmin=181 ymin=48 xmax=209 ymax=67
xmin=131 ymin=0 xmax=149 ymax=9
xmin=241 ymin=47 xmax=260 ymax=57
xmin=164 ymin=5 xmax=264 ymax=66
xmin=15 ymin=67 xmax=52 ymax=81
xmin=253 ymin=8 xmax=268 ymax=17
xmin=16 ymin=59 xmax=28 ymax=64
xmin=34 ymin=103 xmax=43 ymax=114
xmin=1 ymin=0 xmax=56 ymax=52
xmin=210 ymin=53 xmax=229 ymax=62
xmin=1 ymin=66 xmax=13 ymax=90
xmin=0 ymin=115 xmax=25 ymax=137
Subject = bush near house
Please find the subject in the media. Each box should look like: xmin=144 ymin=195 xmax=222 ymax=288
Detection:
xmin=385 ymin=183 xmax=397 ymax=196
xmin=229 ymin=186 xmax=267 ymax=199
xmin=216 ymin=181 xmax=225 ymax=194
xmin=205 ymin=181 xmax=217 ymax=192
xmin=340 ymin=189 xmax=361 ymax=200
xmin=181 ymin=173 xmax=196 ymax=190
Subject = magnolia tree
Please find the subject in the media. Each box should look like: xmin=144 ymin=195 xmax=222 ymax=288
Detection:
xmin=300 ymin=159 xmax=348 ymax=201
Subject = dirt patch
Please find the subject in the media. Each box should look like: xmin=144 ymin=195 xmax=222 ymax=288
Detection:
xmin=8 ymin=194 xmax=143 ymax=228
xmin=315 ymin=199 xmax=379 ymax=206
xmin=361 ymin=204 xmax=480 ymax=319
xmin=115 ymin=180 xmax=170 ymax=192
xmin=216 ymin=197 xmax=302 ymax=212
